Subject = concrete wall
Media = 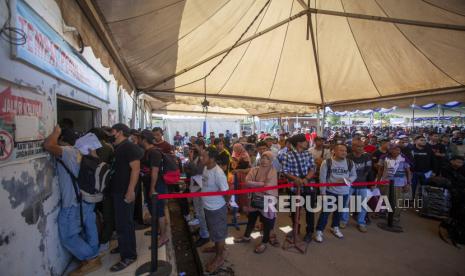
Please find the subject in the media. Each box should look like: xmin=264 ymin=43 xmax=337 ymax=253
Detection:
xmin=0 ymin=0 xmax=145 ymax=274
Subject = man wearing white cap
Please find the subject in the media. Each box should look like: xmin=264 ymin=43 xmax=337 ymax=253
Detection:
xmin=44 ymin=125 xmax=103 ymax=276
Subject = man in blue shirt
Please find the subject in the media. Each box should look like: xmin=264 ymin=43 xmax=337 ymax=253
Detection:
xmin=44 ymin=125 xmax=102 ymax=276
xmin=282 ymin=134 xmax=316 ymax=243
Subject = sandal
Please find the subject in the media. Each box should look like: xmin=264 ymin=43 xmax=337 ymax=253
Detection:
xmin=233 ymin=237 xmax=251 ymax=243
xmin=269 ymin=234 xmax=280 ymax=247
xmin=110 ymin=258 xmax=137 ymax=272
xmin=205 ymin=257 xmax=225 ymax=273
xmin=254 ymin=243 xmax=267 ymax=254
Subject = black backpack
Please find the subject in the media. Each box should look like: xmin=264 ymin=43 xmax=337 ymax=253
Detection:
xmin=58 ymin=154 xmax=110 ymax=228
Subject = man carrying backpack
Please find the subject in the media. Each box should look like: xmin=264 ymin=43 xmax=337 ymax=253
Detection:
xmin=315 ymin=144 xmax=357 ymax=243
xmin=108 ymin=123 xmax=144 ymax=272
xmin=341 ymin=144 xmax=374 ymax=232
xmin=44 ymin=125 xmax=102 ymax=276
xmin=139 ymin=130 xmax=169 ymax=248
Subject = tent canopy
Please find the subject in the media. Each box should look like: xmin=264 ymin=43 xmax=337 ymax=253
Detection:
xmin=81 ymin=0 xmax=465 ymax=112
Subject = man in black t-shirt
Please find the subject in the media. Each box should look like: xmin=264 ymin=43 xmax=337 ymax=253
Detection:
xmin=411 ymin=136 xmax=435 ymax=200
xmin=108 ymin=124 xmax=143 ymax=272
xmin=140 ymin=130 xmax=169 ymax=247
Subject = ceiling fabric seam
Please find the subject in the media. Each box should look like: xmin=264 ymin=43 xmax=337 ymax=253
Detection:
xmin=216 ymin=1 xmax=272 ymax=95
xmin=130 ymin=0 xmax=235 ymax=68
xmin=374 ymin=0 xmax=463 ymax=86
xmin=340 ymin=0 xmax=383 ymax=98
xmin=421 ymin=0 xmax=465 ymax=17
xmin=142 ymin=7 xmax=465 ymax=91
xmin=106 ymin=0 xmax=186 ymax=24
xmin=151 ymin=0 xmax=271 ymax=92
xmin=267 ymin=0 xmax=295 ymax=99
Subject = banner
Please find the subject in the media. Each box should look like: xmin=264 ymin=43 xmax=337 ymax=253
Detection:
xmin=0 ymin=85 xmax=50 ymax=163
xmin=14 ymin=0 xmax=109 ymax=101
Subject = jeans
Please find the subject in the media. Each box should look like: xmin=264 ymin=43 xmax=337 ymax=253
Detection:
xmin=113 ymin=194 xmax=137 ymax=259
xmin=341 ymin=188 xmax=368 ymax=226
xmin=317 ymin=192 xmax=349 ymax=231
xmin=244 ymin=211 xmax=275 ymax=243
xmin=58 ymin=202 xmax=99 ymax=261
xmin=193 ymin=196 xmax=209 ymax=239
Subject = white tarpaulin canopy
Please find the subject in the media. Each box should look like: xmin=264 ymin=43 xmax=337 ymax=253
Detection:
xmin=83 ymin=0 xmax=465 ymax=112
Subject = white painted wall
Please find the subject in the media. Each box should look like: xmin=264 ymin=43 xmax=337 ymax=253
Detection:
xmin=0 ymin=0 xmax=143 ymax=275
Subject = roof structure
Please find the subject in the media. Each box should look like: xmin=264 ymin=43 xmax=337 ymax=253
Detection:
xmin=78 ymin=0 xmax=465 ymax=114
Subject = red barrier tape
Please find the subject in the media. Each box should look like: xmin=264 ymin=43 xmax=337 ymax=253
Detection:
xmin=158 ymin=181 xmax=389 ymax=200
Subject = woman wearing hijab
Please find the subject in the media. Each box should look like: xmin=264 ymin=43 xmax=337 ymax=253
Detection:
xmin=231 ymin=143 xmax=251 ymax=169
xmin=376 ymin=143 xmax=412 ymax=224
xmin=234 ymin=151 xmax=278 ymax=253
xmin=231 ymin=143 xmax=252 ymax=211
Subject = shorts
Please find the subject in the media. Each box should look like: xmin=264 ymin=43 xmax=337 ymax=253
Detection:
xmin=204 ymin=204 xmax=228 ymax=242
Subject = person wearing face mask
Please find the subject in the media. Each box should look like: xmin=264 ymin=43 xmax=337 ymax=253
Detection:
xmin=107 ymin=123 xmax=144 ymax=272
xmin=44 ymin=125 xmax=103 ymax=276
xmin=128 ymin=129 xmax=145 ymax=227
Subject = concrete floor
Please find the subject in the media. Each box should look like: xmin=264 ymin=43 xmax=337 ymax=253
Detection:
xmin=197 ymin=210 xmax=465 ymax=276
xmin=65 ymin=229 xmax=168 ymax=276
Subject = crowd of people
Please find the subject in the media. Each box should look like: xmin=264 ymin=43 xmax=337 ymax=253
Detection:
xmin=43 ymin=121 xmax=465 ymax=275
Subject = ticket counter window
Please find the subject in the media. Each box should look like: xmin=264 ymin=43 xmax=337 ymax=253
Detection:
xmin=57 ymin=97 xmax=99 ymax=134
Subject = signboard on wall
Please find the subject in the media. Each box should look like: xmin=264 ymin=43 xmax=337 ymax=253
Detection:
xmin=0 ymin=86 xmax=50 ymax=163
xmin=14 ymin=0 xmax=109 ymax=101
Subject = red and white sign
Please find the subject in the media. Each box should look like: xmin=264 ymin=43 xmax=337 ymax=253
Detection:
xmin=0 ymin=87 xmax=42 ymax=117
xmin=0 ymin=130 xmax=13 ymax=161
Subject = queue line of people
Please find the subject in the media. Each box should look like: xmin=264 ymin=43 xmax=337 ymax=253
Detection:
xmin=43 ymin=123 xmax=465 ymax=275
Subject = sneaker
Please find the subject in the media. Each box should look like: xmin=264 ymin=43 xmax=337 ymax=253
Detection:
xmin=357 ymin=225 xmax=368 ymax=233
xmin=339 ymin=222 xmax=347 ymax=229
xmin=69 ymin=257 xmax=102 ymax=276
xmin=188 ymin=218 xmax=200 ymax=226
xmin=195 ymin=237 xmax=210 ymax=248
xmin=98 ymin=242 xmax=109 ymax=254
xmin=184 ymin=214 xmax=192 ymax=222
xmin=331 ymin=227 xmax=344 ymax=239
xmin=314 ymin=231 xmax=323 ymax=243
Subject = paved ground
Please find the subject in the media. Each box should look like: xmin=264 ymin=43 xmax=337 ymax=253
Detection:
xmin=197 ymin=210 xmax=465 ymax=276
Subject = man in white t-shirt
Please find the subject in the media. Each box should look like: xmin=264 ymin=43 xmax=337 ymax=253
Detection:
xmin=201 ymin=148 xmax=229 ymax=273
